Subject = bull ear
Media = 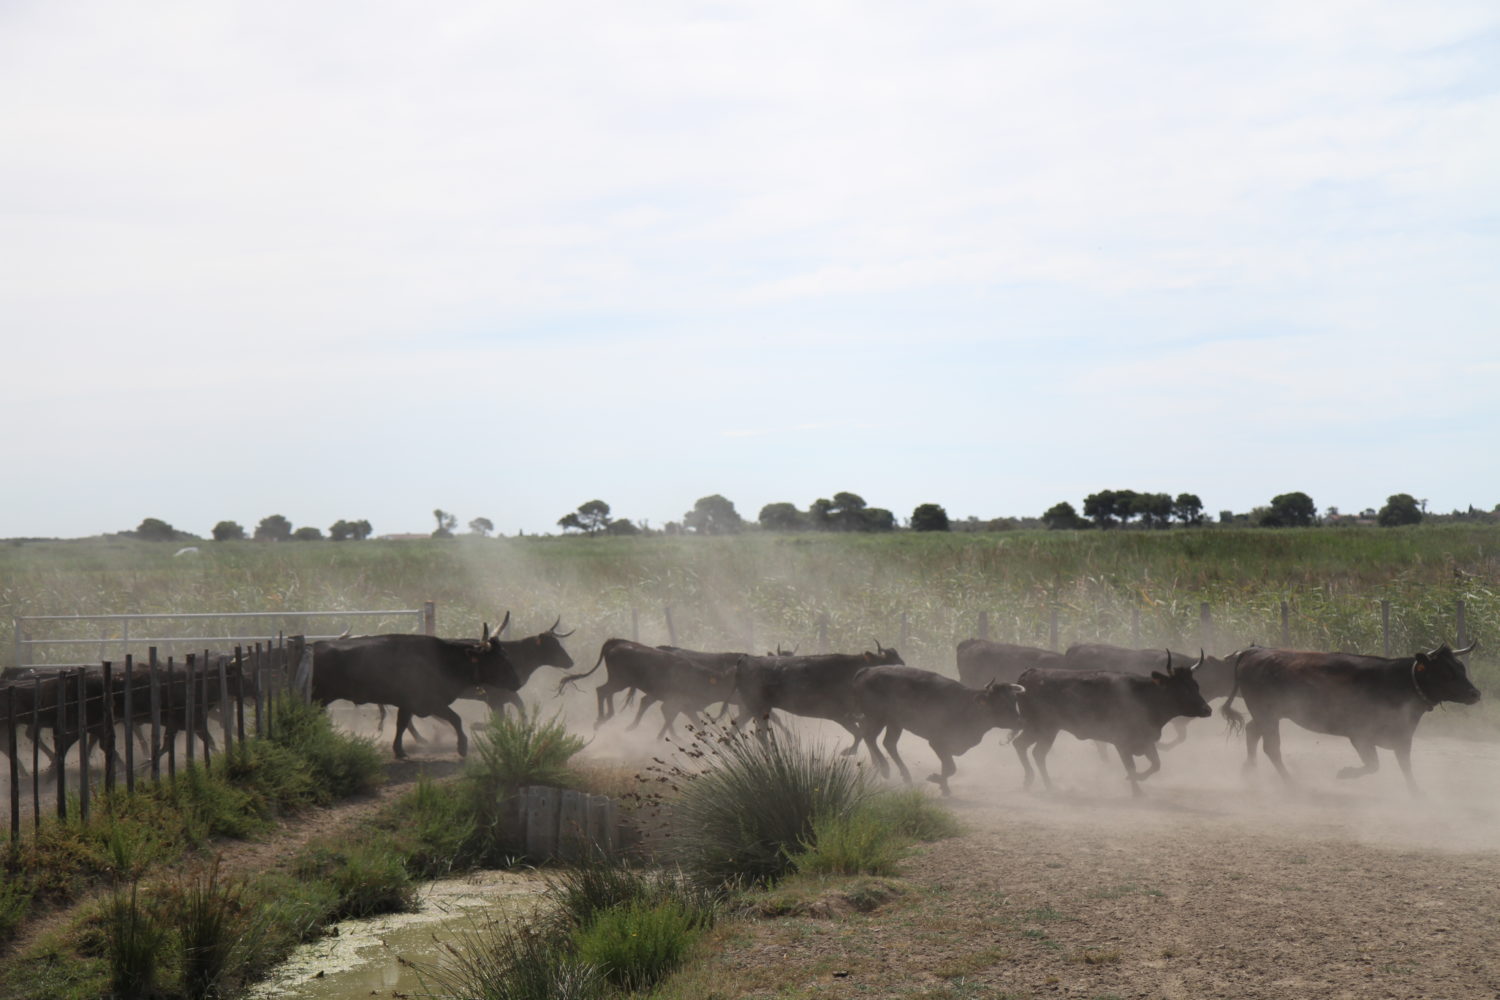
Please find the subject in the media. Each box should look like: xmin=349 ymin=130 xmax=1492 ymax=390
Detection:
xmin=1150 ymin=671 xmax=1167 ymax=684
xmin=863 ymin=652 xmax=877 ymax=663
xmin=535 ymin=636 xmax=543 ymax=645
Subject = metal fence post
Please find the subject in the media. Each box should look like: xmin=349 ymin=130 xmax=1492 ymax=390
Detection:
xmin=423 ymin=601 xmax=437 ymax=636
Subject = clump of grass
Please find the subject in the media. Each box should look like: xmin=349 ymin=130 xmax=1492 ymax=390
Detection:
xmin=412 ymin=916 xmax=604 ymax=1000
xmin=382 ymin=774 xmax=481 ymax=878
xmin=573 ymin=898 xmax=702 ymax=994
xmin=102 ymin=882 xmax=166 ymax=999
xmin=546 ymin=852 xmax=717 ymax=934
xmin=666 ymin=725 xmax=873 ymax=889
xmin=294 ymin=836 xmax=415 ymax=919
xmin=793 ymin=808 xmax=905 ymax=876
xmin=268 ymin=694 xmax=384 ymax=801
xmin=861 ymin=787 xmax=962 ymax=841
xmin=166 ymin=860 xmax=261 ymax=1000
xmin=467 ymin=706 xmax=588 ymax=795
xmin=0 ymin=875 xmax=33 ymax=948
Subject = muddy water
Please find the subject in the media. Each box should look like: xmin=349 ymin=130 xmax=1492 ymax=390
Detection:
xmin=250 ymin=869 xmax=548 ymax=1000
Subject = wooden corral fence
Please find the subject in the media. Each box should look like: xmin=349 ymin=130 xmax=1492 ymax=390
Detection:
xmin=501 ymin=786 xmax=624 ymax=862
xmin=1 ymin=637 xmax=305 ymax=842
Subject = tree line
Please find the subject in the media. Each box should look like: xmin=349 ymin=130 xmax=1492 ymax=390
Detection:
xmin=117 ymin=489 xmax=1480 ymax=545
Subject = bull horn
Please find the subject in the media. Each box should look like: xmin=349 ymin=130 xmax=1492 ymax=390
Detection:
xmin=337 ymin=627 xmax=351 ymax=639
xmin=1192 ymin=649 xmax=1206 ymax=672
xmin=1453 ymin=638 xmax=1480 ymax=657
xmin=872 ymin=638 xmax=886 ymax=653
xmin=482 ymin=622 xmax=490 ymax=641
xmin=497 ymin=610 xmax=511 ymax=637
xmin=549 ymin=616 xmax=576 ymax=638
xmin=1163 ymin=649 xmax=1173 ymax=671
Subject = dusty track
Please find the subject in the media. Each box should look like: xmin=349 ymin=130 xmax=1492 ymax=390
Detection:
xmin=691 ymin=718 xmax=1500 ymax=999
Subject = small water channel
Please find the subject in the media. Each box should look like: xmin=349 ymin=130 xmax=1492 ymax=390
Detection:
xmin=250 ymin=869 xmax=548 ymax=1000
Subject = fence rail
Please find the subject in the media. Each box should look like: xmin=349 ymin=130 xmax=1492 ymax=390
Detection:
xmin=11 ymin=603 xmax=437 ymax=668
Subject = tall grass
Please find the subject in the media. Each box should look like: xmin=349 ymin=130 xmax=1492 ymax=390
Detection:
xmin=665 ymin=725 xmax=874 ymax=889
xmin=411 ymin=917 xmax=604 ymax=1000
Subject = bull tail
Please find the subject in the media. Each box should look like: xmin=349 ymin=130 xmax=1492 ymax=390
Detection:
xmin=1220 ymin=649 xmax=1246 ymax=734
xmin=557 ymin=645 xmax=607 ymax=695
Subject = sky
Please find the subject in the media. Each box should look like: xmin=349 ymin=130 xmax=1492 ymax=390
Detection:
xmin=4 ymin=1 xmax=1498 ymax=538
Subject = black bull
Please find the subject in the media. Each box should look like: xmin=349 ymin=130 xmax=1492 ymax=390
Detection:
xmin=1013 ymin=652 xmax=1213 ymax=797
xmin=731 ymin=644 xmax=905 ymax=752
xmin=854 ymin=665 xmax=1023 ymax=796
xmin=1219 ymin=641 xmax=1480 ymax=793
xmin=311 ymin=633 xmax=518 ymax=758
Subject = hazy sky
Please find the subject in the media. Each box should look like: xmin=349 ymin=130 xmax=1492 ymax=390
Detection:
xmin=5 ymin=2 xmax=1498 ymax=538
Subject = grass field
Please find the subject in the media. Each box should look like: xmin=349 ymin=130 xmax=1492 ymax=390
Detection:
xmin=3 ymin=526 xmax=1496 ymax=731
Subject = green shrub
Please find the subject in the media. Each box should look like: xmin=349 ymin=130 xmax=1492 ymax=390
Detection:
xmin=216 ymin=738 xmax=320 ymax=814
xmin=466 ymin=707 xmax=587 ymax=795
xmin=166 ymin=861 xmax=261 ymax=1000
xmin=545 ymin=853 xmax=717 ymax=934
xmin=382 ymin=774 xmax=481 ymax=878
xmin=667 ymin=726 xmax=873 ymax=889
xmin=0 ymin=875 xmax=33 ymax=948
xmin=103 ymin=883 xmax=166 ymax=999
xmin=269 ymin=694 xmax=384 ymax=801
xmin=294 ymin=836 xmax=415 ymax=919
xmin=862 ymin=787 xmax=962 ymax=841
xmin=574 ymin=899 xmax=701 ymax=993
xmin=793 ymin=808 xmax=905 ymax=876
xmin=412 ymin=917 xmax=604 ymax=1000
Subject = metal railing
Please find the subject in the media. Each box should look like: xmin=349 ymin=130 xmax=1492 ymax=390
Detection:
xmin=11 ymin=603 xmax=436 ymax=669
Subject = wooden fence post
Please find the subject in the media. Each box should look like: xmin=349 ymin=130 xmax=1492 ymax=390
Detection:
xmin=31 ymin=675 xmax=42 ymax=829
xmin=1381 ymin=601 xmax=1391 ymax=657
xmin=524 ymin=786 xmax=560 ymax=859
xmin=422 ymin=601 xmax=437 ymax=636
xmin=631 ymin=608 xmax=640 ymax=643
xmin=149 ymin=648 xmax=162 ymax=784
xmin=664 ymin=607 xmax=677 ymax=646
xmin=54 ymin=675 xmax=67 ymax=821
xmin=7 ymin=686 xmax=19 ymax=844
xmin=977 ymin=610 xmax=989 ymax=641
xmin=123 ymin=654 xmax=136 ymax=794
xmin=587 ymin=794 xmax=617 ymax=856
xmin=234 ymin=648 xmax=246 ymax=745
xmin=1280 ymin=601 xmax=1290 ymax=647
xmin=558 ymin=790 xmax=588 ymax=862
xmin=166 ymin=656 xmax=177 ymax=782
xmin=76 ymin=669 xmax=89 ymax=826
xmin=102 ymin=662 xmax=116 ymax=798
xmin=185 ymin=654 xmax=197 ymax=768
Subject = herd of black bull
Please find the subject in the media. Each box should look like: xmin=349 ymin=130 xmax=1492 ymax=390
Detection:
xmin=4 ymin=623 xmax=1480 ymax=799
xmin=308 ymin=625 xmax=1481 ymax=798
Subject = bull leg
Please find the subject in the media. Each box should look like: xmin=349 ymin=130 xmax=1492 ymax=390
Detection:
xmin=1158 ymin=718 xmax=1188 ymax=750
xmin=655 ymin=705 xmax=682 ymax=741
xmin=1115 ymin=746 xmax=1146 ymax=798
xmin=1392 ymin=735 xmax=1421 ymax=796
xmin=433 ymin=706 xmax=468 ymax=757
xmin=883 ymin=726 xmax=913 ymax=784
xmin=1259 ymin=718 xmax=1294 ymax=784
xmin=1134 ymin=744 xmax=1162 ymax=783
xmin=627 ymin=694 xmax=659 ymax=731
xmin=594 ymin=681 xmax=622 ymax=728
xmin=1012 ymin=731 xmax=1037 ymax=788
xmin=926 ymin=745 xmax=957 ymax=797
xmin=392 ymin=707 xmax=414 ymax=758
xmin=838 ymin=718 xmax=863 ymax=756
xmin=861 ymin=721 xmax=890 ymax=778
xmin=1243 ymin=719 xmax=1263 ymax=772
xmin=1030 ymin=730 xmax=1059 ymax=791
xmin=1337 ymin=740 xmax=1381 ymax=782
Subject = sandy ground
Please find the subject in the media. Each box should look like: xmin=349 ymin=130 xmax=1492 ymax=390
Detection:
xmin=7 ymin=694 xmax=1498 ymax=998
xmin=684 ymin=712 xmax=1500 ymax=1000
